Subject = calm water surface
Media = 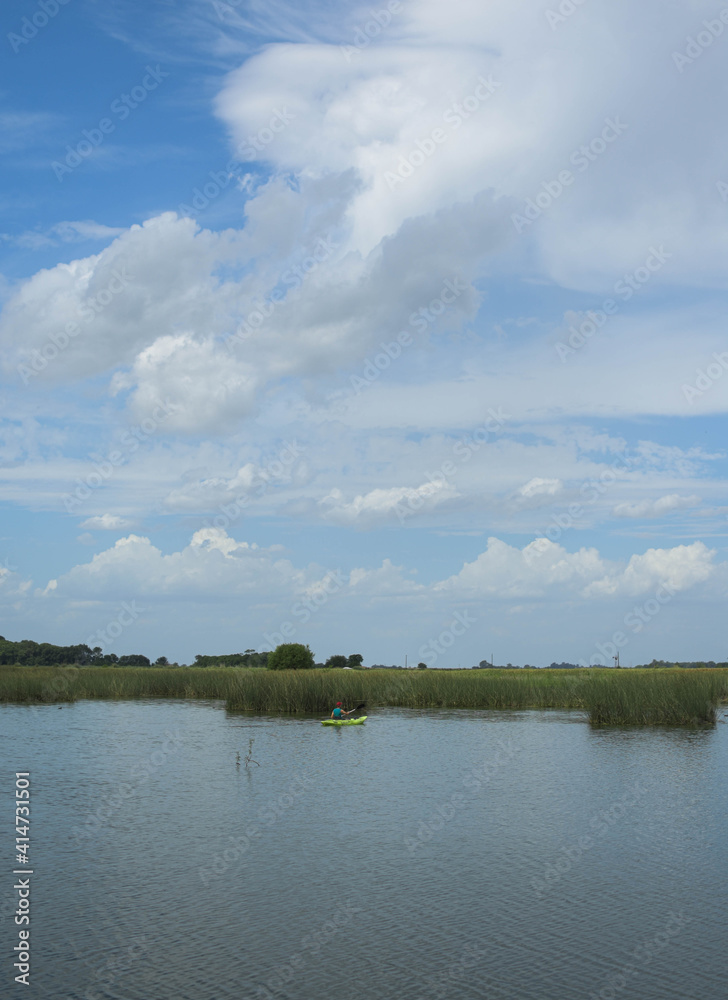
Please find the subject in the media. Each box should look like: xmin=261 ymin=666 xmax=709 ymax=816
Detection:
xmin=0 ymin=700 xmax=726 ymax=999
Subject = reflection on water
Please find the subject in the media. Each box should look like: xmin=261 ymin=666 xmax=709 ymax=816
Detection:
xmin=0 ymin=701 xmax=725 ymax=999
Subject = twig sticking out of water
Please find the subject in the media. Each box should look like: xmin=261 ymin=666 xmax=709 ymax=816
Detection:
xmin=244 ymin=737 xmax=259 ymax=767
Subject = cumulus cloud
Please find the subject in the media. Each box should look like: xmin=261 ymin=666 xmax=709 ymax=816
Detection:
xmin=584 ymin=542 xmax=716 ymax=598
xmin=42 ymin=530 xmax=717 ymax=608
xmin=41 ymin=529 xmax=306 ymax=600
xmin=111 ymin=333 xmax=259 ymax=433
xmin=436 ymin=537 xmax=607 ymax=598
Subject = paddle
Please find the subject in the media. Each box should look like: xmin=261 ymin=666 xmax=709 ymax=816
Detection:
xmin=349 ymin=702 xmax=366 ymax=715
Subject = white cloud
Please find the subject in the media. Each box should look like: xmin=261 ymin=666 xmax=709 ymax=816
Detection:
xmin=42 ymin=530 xmax=718 ymax=607
xmin=437 ymin=537 xmax=607 ymax=598
xmin=111 ymin=333 xmax=259 ymax=433
xmin=518 ymin=477 xmax=562 ymax=498
xmin=319 ymin=478 xmax=458 ymax=526
xmin=584 ymin=542 xmax=716 ymax=598
xmin=612 ymin=494 xmax=700 ymax=519
xmin=41 ymin=529 xmax=307 ymax=599
xmin=80 ymin=514 xmax=133 ymax=531
xmin=1 ymin=220 xmax=126 ymax=250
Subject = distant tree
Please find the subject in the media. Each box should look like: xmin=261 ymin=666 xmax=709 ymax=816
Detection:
xmin=325 ymin=654 xmax=349 ymax=668
xmin=117 ymin=654 xmax=151 ymax=667
xmin=417 ymin=662 xmax=428 ymax=669
xmin=194 ymin=651 xmax=269 ymax=668
xmin=155 ymin=656 xmax=169 ymax=666
xmin=268 ymin=643 xmax=315 ymax=670
xmin=347 ymin=653 xmax=364 ymax=668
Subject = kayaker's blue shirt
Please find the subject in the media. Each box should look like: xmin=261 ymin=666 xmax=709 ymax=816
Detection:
xmin=333 ymin=707 xmax=343 ymax=718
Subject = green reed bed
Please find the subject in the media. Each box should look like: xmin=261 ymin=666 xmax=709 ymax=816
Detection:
xmin=1 ymin=665 xmax=726 ymax=726
xmin=0 ymin=664 xmax=244 ymax=704
xmin=585 ymin=669 xmax=728 ymax=726
xmin=223 ymin=667 xmax=593 ymax=714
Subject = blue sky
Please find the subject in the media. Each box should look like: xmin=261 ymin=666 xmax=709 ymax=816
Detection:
xmin=1 ymin=0 xmax=728 ymax=666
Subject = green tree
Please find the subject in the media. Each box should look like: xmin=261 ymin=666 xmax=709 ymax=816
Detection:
xmin=155 ymin=656 xmax=169 ymax=666
xmin=268 ymin=643 xmax=315 ymax=670
xmin=325 ymin=654 xmax=349 ymax=668
xmin=417 ymin=662 xmax=428 ymax=669
xmin=347 ymin=653 xmax=364 ymax=668
xmin=117 ymin=654 xmax=151 ymax=666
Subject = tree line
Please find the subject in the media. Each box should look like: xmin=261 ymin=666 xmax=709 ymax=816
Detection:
xmin=0 ymin=637 xmax=364 ymax=670
xmin=0 ymin=637 xmax=163 ymax=667
xmin=2 ymin=636 xmax=724 ymax=670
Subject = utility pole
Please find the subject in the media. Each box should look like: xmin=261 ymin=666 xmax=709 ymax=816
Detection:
xmin=613 ymin=652 xmax=620 ymax=668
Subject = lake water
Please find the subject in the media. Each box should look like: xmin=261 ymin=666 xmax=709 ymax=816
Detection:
xmin=1 ymin=700 xmax=726 ymax=999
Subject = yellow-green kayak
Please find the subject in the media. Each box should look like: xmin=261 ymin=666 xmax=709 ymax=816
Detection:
xmin=321 ymin=716 xmax=367 ymax=726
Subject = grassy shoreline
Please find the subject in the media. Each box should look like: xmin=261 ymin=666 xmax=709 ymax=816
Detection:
xmin=2 ymin=665 xmax=727 ymax=726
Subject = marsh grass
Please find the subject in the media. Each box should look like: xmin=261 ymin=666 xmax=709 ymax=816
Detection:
xmin=1 ymin=664 xmax=726 ymax=726
xmin=0 ymin=665 xmax=243 ymax=704
xmin=585 ymin=669 xmax=728 ymax=726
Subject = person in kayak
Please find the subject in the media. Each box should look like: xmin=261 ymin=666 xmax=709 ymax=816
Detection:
xmin=330 ymin=702 xmax=351 ymax=720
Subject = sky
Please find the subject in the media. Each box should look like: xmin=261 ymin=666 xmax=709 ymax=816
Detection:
xmin=1 ymin=0 xmax=727 ymax=667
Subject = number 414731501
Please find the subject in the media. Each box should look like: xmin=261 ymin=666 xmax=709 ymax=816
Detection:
xmin=16 ymin=773 xmax=30 ymax=862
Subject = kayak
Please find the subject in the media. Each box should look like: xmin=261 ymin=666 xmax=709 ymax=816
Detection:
xmin=321 ymin=716 xmax=367 ymax=726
